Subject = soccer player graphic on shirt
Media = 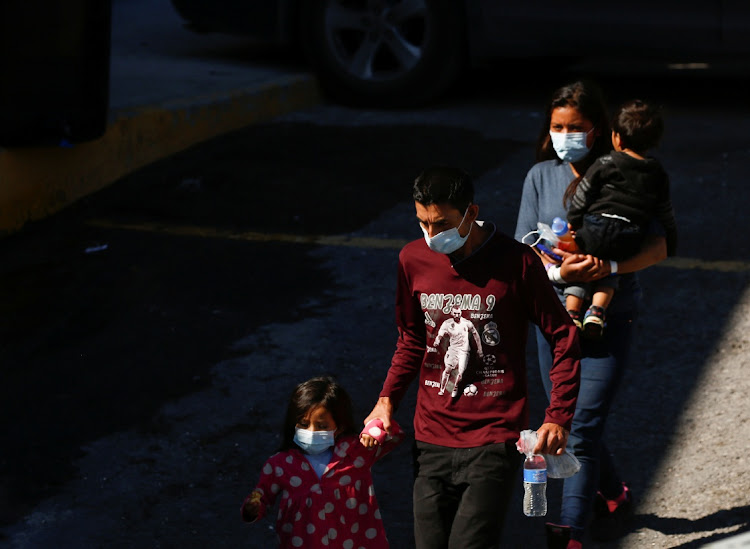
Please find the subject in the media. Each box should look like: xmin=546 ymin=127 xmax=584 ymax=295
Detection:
xmin=429 ymin=306 xmax=484 ymax=397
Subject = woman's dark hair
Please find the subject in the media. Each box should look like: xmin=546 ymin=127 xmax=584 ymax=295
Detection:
xmin=535 ymin=80 xmax=612 ymax=205
xmin=279 ymin=375 xmax=356 ymax=451
xmin=612 ymin=99 xmax=663 ymax=154
xmin=413 ymin=166 xmax=474 ymax=213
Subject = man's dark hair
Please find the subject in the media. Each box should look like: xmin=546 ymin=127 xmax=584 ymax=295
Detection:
xmin=612 ymin=99 xmax=664 ymax=154
xmin=413 ymin=166 xmax=474 ymax=212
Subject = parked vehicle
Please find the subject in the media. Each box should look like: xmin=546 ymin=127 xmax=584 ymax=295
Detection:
xmin=170 ymin=0 xmax=750 ymax=107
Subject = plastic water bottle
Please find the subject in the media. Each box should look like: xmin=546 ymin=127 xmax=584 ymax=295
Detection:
xmin=551 ymin=217 xmax=579 ymax=252
xmin=523 ymin=454 xmax=547 ymax=517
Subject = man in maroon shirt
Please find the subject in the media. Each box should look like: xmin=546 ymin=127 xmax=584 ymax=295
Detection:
xmin=365 ymin=166 xmax=581 ymax=548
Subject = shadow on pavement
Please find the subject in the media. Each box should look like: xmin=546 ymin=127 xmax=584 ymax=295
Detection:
xmin=0 ymin=121 xmax=519 ymax=526
xmin=637 ymin=506 xmax=750 ymax=547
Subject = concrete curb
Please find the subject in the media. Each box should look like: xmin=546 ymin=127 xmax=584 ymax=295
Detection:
xmin=0 ymin=73 xmax=321 ymax=237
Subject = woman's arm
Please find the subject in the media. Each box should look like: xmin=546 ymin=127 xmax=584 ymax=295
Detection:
xmin=617 ymin=234 xmax=667 ymax=274
xmin=556 ymin=235 xmax=667 ymax=282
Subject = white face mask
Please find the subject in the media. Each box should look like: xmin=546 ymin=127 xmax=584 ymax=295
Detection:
xmin=293 ymin=428 xmax=335 ymax=455
xmin=421 ymin=206 xmax=472 ymax=255
xmin=549 ymin=129 xmax=594 ymax=163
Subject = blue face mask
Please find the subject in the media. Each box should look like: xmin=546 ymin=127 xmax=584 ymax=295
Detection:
xmin=293 ymin=428 xmax=335 ymax=455
xmin=421 ymin=206 xmax=472 ymax=255
xmin=549 ymin=129 xmax=594 ymax=163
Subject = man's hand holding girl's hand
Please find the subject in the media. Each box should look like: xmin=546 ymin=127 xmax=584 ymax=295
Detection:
xmin=360 ymin=418 xmax=388 ymax=449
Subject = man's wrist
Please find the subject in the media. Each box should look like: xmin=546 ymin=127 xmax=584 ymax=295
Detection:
xmin=376 ymin=396 xmax=394 ymax=412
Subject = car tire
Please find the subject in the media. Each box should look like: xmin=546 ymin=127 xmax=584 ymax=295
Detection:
xmin=300 ymin=0 xmax=467 ymax=107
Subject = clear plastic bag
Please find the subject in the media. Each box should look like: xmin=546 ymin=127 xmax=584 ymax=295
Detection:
xmin=520 ymin=222 xmax=560 ymax=248
xmin=516 ymin=429 xmax=581 ymax=479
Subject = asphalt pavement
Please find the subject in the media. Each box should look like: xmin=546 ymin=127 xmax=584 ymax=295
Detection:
xmin=108 ymin=0 xmax=314 ymax=110
xmin=1 ymin=0 xmax=326 ymax=535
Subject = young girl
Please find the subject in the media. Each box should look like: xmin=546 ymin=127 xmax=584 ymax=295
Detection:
xmin=241 ymin=375 xmax=404 ymax=549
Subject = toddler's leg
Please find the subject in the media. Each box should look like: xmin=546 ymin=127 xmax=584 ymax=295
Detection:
xmin=564 ymin=284 xmax=588 ymax=330
xmin=591 ymin=286 xmax=615 ymax=310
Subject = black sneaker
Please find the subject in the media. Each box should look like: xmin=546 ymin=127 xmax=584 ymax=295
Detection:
xmin=590 ymin=483 xmax=633 ymax=541
xmin=582 ymin=305 xmax=606 ymax=340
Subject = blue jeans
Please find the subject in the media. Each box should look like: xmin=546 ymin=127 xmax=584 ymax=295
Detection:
xmin=535 ymin=310 xmax=637 ymax=541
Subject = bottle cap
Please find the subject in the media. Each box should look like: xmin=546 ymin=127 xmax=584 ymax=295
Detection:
xmin=551 ymin=217 xmax=568 ymax=236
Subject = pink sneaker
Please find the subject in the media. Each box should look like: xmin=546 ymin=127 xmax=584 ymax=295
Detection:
xmin=591 ymin=482 xmax=633 ymax=541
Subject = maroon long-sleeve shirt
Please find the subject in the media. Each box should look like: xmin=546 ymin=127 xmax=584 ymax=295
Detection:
xmin=380 ymin=223 xmax=580 ymax=448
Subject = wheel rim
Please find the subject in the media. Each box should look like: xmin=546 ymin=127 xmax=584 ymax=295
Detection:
xmin=323 ymin=0 xmax=430 ymax=83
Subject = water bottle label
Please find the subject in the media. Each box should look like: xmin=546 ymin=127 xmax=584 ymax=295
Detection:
xmin=523 ymin=469 xmax=547 ymax=483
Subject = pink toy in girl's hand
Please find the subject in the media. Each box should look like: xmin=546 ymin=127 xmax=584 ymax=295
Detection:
xmin=361 ymin=418 xmax=388 ymax=444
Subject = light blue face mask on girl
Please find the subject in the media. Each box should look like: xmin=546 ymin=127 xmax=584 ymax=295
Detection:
xmin=293 ymin=428 xmax=335 ymax=455
xmin=549 ymin=129 xmax=594 ymax=163
xmin=421 ymin=206 xmax=472 ymax=255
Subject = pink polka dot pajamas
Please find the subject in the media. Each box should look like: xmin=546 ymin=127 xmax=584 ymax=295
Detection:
xmin=243 ymin=423 xmax=403 ymax=548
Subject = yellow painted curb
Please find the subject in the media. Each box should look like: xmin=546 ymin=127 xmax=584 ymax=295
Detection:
xmin=0 ymin=74 xmax=321 ymax=237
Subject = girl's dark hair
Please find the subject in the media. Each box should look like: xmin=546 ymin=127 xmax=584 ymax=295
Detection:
xmin=535 ymin=80 xmax=612 ymax=206
xmin=413 ymin=166 xmax=474 ymax=213
xmin=612 ymin=99 xmax=663 ymax=154
xmin=279 ymin=376 xmax=356 ymax=451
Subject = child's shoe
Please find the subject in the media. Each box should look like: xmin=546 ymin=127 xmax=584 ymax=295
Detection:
xmin=567 ymin=309 xmax=583 ymax=331
xmin=582 ymin=305 xmax=606 ymax=339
